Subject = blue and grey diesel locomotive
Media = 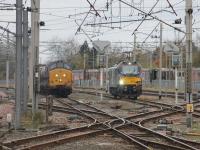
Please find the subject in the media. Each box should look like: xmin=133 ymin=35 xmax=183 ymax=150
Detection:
xmin=108 ymin=61 xmax=142 ymax=99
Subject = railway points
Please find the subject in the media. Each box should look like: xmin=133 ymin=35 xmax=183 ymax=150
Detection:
xmin=0 ymin=89 xmax=200 ymax=149
xmin=0 ymin=0 xmax=200 ymax=149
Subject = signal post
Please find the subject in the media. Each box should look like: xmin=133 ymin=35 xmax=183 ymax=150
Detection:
xmin=185 ymin=0 xmax=193 ymax=128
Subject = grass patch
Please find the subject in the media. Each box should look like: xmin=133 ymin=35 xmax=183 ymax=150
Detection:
xmin=143 ymin=87 xmax=184 ymax=93
xmin=32 ymin=111 xmax=45 ymax=129
xmin=21 ymin=110 xmax=45 ymax=129
xmin=21 ymin=111 xmax=32 ymax=128
xmin=192 ymin=122 xmax=200 ymax=132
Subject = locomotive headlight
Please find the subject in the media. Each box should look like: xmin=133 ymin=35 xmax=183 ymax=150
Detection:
xmin=119 ymin=79 xmax=124 ymax=85
xmin=55 ymin=74 xmax=58 ymax=77
xmin=63 ymin=74 xmax=66 ymax=77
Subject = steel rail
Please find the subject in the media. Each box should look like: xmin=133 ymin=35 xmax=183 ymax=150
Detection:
xmin=138 ymin=111 xmax=183 ymax=126
xmin=55 ymin=98 xmax=115 ymax=124
xmin=4 ymin=93 xmax=200 ymax=150
xmin=129 ymin=135 xmax=188 ymax=150
xmin=114 ymin=122 xmax=198 ymax=150
xmin=64 ymin=96 xmax=199 ymax=150
xmin=36 ymin=103 xmax=114 ymax=117
xmin=16 ymin=129 xmax=111 ymax=150
xmin=68 ymin=93 xmax=200 ymax=149
xmin=55 ymin=98 xmax=152 ymax=149
xmin=172 ymin=136 xmax=200 ymax=149
xmin=3 ymin=123 xmax=108 ymax=148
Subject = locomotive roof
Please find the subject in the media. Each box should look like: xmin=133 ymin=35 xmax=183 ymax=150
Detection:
xmin=47 ymin=60 xmax=71 ymax=70
xmin=109 ymin=61 xmax=140 ymax=69
xmin=47 ymin=60 xmax=66 ymax=65
xmin=118 ymin=61 xmax=138 ymax=66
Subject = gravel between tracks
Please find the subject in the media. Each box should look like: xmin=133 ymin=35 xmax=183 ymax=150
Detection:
xmin=70 ymin=92 xmax=158 ymax=118
xmin=2 ymin=90 xmax=200 ymax=149
xmin=50 ymin=134 xmax=137 ymax=150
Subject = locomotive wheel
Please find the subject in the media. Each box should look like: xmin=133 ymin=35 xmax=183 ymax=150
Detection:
xmin=133 ymin=96 xmax=137 ymax=100
xmin=64 ymin=92 xmax=68 ymax=98
xmin=130 ymin=96 xmax=137 ymax=100
xmin=117 ymin=95 xmax=122 ymax=99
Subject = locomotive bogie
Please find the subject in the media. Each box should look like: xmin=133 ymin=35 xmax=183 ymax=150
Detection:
xmin=109 ymin=85 xmax=142 ymax=99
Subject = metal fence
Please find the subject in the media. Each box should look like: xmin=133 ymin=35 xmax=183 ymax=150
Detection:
xmin=73 ymin=79 xmax=200 ymax=92
xmin=74 ymin=80 xmax=106 ymax=89
xmin=0 ymin=80 xmax=15 ymax=88
xmin=142 ymin=79 xmax=200 ymax=92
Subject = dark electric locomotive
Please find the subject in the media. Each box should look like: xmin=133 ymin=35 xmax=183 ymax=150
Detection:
xmin=108 ymin=61 xmax=142 ymax=99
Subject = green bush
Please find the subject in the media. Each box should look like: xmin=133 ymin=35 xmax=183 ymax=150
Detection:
xmin=32 ymin=111 xmax=44 ymax=128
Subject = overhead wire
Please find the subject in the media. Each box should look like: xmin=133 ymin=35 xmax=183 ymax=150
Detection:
xmin=75 ymin=20 xmax=93 ymax=42
xmin=79 ymin=0 xmax=191 ymax=39
xmin=31 ymin=1 xmax=197 ymax=26
xmin=132 ymin=0 xmax=160 ymax=35
xmin=75 ymin=0 xmax=98 ymax=35
xmin=119 ymin=0 xmax=185 ymax=34
xmin=166 ymin=0 xmax=177 ymax=16
xmin=0 ymin=0 xmax=198 ymax=61
xmin=0 ymin=23 xmax=10 ymax=42
xmin=85 ymin=18 xmax=153 ymax=26
xmin=142 ymin=22 xmax=160 ymax=45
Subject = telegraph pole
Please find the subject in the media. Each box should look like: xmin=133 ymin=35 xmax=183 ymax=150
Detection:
xmin=105 ymin=49 xmax=109 ymax=92
xmin=83 ymin=50 xmax=86 ymax=80
xmin=159 ymin=22 xmax=163 ymax=100
xmin=0 ymin=27 xmax=15 ymax=90
xmin=6 ymin=32 xmax=9 ymax=89
xmin=15 ymin=0 xmax=23 ymax=129
xmin=29 ymin=0 xmax=40 ymax=115
xmin=22 ymin=9 xmax=29 ymax=112
xmin=175 ymin=66 xmax=178 ymax=104
xmin=133 ymin=33 xmax=136 ymax=62
xmin=185 ymin=0 xmax=193 ymax=128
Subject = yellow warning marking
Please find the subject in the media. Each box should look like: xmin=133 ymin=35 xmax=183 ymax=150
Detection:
xmin=186 ymin=104 xmax=194 ymax=113
xmin=148 ymin=146 xmax=154 ymax=150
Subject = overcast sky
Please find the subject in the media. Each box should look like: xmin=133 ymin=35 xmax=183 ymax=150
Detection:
xmin=0 ymin=0 xmax=200 ymax=62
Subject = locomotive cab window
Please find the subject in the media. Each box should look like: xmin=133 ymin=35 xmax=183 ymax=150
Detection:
xmin=57 ymin=62 xmax=64 ymax=68
xmin=120 ymin=65 xmax=140 ymax=76
xmin=49 ymin=63 xmax=56 ymax=70
xmin=64 ymin=64 xmax=70 ymax=69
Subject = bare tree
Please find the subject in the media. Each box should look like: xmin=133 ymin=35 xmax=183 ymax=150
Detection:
xmin=46 ymin=37 xmax=79 ymax=63
xmin=0 ymin=39 xmax=15 ymax=79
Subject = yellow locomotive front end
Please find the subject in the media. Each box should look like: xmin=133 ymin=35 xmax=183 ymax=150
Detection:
xmin=118 ymin=75 xmax=142 ymax=98
xmin=47 ymin=61 xmax=73 ymax=97
xmin=49 ymin=69 xmax=72 ymax=88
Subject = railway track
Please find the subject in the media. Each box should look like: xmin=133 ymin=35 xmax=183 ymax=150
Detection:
xmin=74 ymin=87 xmax=200 ymax=100
xmin=172 ymin=136 xmax=200 ymax=150
xmin=74 ymin=87 xmax=200 ymax=118
xmin=3 ymin=95 xmax=200 ymax=150
xmin=3 ymin=123 xmax=110 ymax=150
xmin=113 ymin=123 xmax=197 ymax=150
xmin=55 ymin=98 xmax=116 ymax=123
xmin=60 ymin=97 xmax=200 ymax=150
xmin=68 ymin=91 xmax=200 ymax=149
xmin=143 ymin=90 xmax=200 ymax=100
